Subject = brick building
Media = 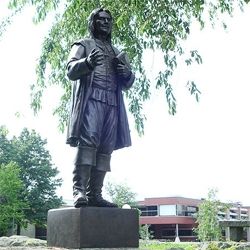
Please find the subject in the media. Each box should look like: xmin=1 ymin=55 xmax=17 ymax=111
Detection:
xmin=138 ymin=196 xmax=250 ymax=241
xmin=138 ymin=197 xmax=201 ymax=241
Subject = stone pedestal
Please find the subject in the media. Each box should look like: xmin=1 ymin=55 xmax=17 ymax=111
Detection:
xmin=47 ymin=207 xmax=139 ymax=249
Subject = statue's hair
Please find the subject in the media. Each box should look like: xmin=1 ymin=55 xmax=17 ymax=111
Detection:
xmin=88 ymin=8 xmax=112 ymax=42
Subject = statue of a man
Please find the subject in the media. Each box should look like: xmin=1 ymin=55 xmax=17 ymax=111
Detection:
xmin=66 ymin=8 xmax=135 ymax=208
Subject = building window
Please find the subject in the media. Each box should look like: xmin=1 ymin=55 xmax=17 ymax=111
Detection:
xmin=140 ymin=206 xmax=158 ymax=216
xmin=179 ymin=229 xmax=193 ymax=236
xmin=162 ymin=229 xmax=176 ymax=237
xmin=177 ymin=205 xmax=197 ymax=217
xmin=159 ymin=205 xmax=176 ymax=216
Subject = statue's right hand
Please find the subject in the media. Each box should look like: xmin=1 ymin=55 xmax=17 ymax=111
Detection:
xmin=86 ymin=48 xmax=103 ymax=69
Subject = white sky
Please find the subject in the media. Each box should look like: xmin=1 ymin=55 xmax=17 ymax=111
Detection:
xmin=1 ymin=2 xmax=250 ymax=205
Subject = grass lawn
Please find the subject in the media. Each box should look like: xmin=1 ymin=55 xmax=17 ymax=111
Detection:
xmin=139 ymin=240 xmax=248 ymax=250
xmin=139 ymin=240 xmax=199 ymax=250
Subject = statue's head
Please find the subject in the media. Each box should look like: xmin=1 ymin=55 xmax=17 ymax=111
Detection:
xmin=88 ymin=8 xmax=113 ymax=42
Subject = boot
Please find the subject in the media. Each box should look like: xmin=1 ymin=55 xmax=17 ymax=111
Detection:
xmin=73 ymin=164 xmax=91 ymax=208
xmin=87 ymin=169 xmax=118 ymax=207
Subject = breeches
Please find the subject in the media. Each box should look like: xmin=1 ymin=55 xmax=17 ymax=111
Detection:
xmin=75 ymin=99 xmax=118 ymax=171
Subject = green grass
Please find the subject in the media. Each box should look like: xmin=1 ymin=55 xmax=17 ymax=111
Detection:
xmin=139 ymin=241 xmax=245 ymax=250
xmin=139 ymin=240 xmax=199 ymax=250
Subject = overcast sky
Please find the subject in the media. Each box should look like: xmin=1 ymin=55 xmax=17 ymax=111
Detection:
xmin=1 ymin=2 xmax=250 ymax=205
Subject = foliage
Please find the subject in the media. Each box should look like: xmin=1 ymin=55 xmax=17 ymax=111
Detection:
xmin=0 ymin=126 xmax=63 ymax=226
xmin=1 ymin=1 xmax=249 ymax=133
xmin=138 ymin=241 xmax=239 ymax=250
xmin=139 ymin=241 xmax=198 ymax=250
xmin=195 ymin=189 xmax=227 ymax=241
xmin=139 ymin=224 xmax=154 ymax=241
xmin=207 ymin=242 xmax=220 ymax=250
xmin=105 ymin=181 xmax=137 ymax=208
xmin=0 ymin=162 xmax=28 ymax=236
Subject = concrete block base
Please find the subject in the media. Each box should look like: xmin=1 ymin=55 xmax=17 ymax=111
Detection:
xmin=47 ymin=207 xmax=139 ymax=249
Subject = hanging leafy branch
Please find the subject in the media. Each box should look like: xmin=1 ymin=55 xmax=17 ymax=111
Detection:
xmin=1 ymin=0 xmax=249 ymax=133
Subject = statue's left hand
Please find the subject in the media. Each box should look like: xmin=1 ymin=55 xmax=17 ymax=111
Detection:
xmin=116 ymin=63 xmax=131 ymax=80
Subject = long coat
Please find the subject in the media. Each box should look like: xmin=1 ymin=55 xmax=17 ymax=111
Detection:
xmin=66 ymin=38 xmax=135 ymax=150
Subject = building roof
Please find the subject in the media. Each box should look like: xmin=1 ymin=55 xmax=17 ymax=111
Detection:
xmin=138 ymin=196 xmax=202 ymax=206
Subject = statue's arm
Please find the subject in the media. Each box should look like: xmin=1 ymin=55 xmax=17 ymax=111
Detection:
xmin=66 ymin=43 xmax=93 ymax=81
xmin=122 ymin=71 xmax=135 ymax=90
xmin=117 ymin=62 xmax=135 ymax=90
xmin=113 ymin=49 xmax=135 ymax=90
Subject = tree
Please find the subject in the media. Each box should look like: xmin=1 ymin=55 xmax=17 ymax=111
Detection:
xmin=1 ymin=1 xmax=249 ymax=133
xmin=0 ymin=162 xmax=28 ymax=236
xmin=195 ymin=189 xmax=226 ymax=241
xmin=0 ymin=126 xmax=63 ymax=227
xmin=105 ymin=181 xmax=137 ymax=208
xmin=139 ymin=224 xmax=154 ymax=241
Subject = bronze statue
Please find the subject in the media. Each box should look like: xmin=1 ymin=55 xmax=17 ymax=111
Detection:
xmin=66 ymin=8 xmax=135 ymax=208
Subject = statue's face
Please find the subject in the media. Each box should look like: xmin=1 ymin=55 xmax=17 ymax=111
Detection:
xmin=94 ymin=11 xmax=112 ymax=36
